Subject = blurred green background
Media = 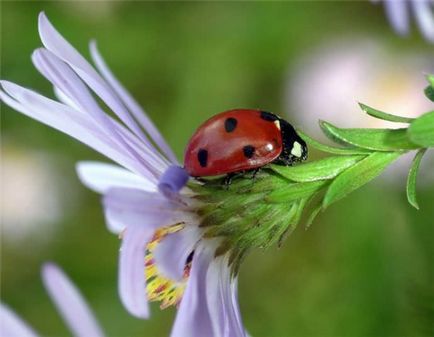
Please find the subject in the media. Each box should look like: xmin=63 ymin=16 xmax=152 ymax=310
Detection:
xmin=1 ymin=1 xmax=433 ymax=337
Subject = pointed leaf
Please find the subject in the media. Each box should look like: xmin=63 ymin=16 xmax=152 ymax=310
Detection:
xmin=424 ymin=85 xmax=434 ymax=102
xmin=427 ymin=74 xmax=434 ymax=88
xmin=408 ymin=110 xmax=434 ymax=147
xmin=270 ymin=155 xmax=365 ymax=182
xmin=320 ymin=121 xmax=418 ymax=151
xmin=297 ymin=130 xmax=371 ymax=155
xmin=406 ymin=149 xmax=427 ymax=210
xmin=359 ymin=103 xmax=414 ymax=123
xmin=305 ymin=202 xmax=322 ymax=229
xmin=266 ymin=180 xmax=328 ymax=203
xmin=323 ymin=151 xmax=401 ymax=208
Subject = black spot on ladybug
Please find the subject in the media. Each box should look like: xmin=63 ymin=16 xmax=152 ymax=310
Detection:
xmin=197 ymin=149 xmax=208 ymax=167
xmin=224 ymin=117 xmax=238 ymax=133
xmin=243 ymin=145 xmax=255 ymax=158
xmin=260 ymin=111 xmax=278 ymax=122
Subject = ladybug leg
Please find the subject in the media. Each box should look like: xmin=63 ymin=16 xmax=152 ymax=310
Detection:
xmin=251 ymin=168 xmax=260 ymax=179
xmin=222 ymin=173 xmax=237 ymax=188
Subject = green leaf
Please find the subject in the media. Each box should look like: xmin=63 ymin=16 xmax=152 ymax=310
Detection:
xmin=270 ymin=155 xmax=366 ymax=182
xmin=323 ymin=151 xmax=401 ymax=208
xmin=297 ymin=130 xmax=371 ymax=155
xmin=424 ymin=86 xmax=434 ymax=102
xmin=359 ymin=102 xmax=414 ymax=123
xmin=266 ymin=180 xmax=329 ymax=203
xmin=427 ymin=74 xmax=434 ymax=88
xmin=320 ymin=121 xmax=419 ymax=151
xmin=406 ymin=149 xmax=427 ymax=210
xmin=408 ymin=110 xmax=434 ymax=147
xmin=305 ymin=202 xmax=322 ymax=229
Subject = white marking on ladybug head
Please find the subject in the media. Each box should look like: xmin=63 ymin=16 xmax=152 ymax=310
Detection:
xmin=274 ymin=120 xmax=281 ymax=130
xmin=291 ymin=141 xmax=302 ymax=158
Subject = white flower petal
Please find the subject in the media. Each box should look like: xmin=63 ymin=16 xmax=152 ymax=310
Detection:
xmin=76 ymin=161 xmax=156 ymax=194
xmin=118 ymin=224 xmax=153 ymax=319
xmin=0 ymin=304 xmax=39 ymax=337
xmin=153 ymin=226 xmax=201 ymax=281
xmin=41 ymin=263 xmax=105 ymax=337
xmin=89 ymin=41 xmax=179 ymax=164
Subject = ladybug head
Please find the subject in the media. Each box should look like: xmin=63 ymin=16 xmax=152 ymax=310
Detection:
xmin=275 ymin=118 xmax=308 ymax=166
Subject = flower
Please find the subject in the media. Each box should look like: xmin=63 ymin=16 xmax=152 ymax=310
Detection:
xmin=1 ymin=263 xmax=105 ymax=337
xmin=0 ymin=12 xmax=247 ymax=336
xmin=372 ymin=0 xmax=434 ymax=42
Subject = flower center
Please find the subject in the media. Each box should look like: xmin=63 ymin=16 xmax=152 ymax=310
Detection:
xmin=145 ymin=224 xmax=191 ymax=309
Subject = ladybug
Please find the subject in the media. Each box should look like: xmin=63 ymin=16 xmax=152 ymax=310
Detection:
xmin=183 ymin=109 xmax=307 ymax=179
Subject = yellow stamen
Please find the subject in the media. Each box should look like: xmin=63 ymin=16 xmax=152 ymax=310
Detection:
xmin=145 ymin=224 xmax=190 ymax=309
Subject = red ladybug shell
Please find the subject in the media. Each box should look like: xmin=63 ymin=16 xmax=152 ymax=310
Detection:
xmin=184 ymin=109 xmax=283 ymax=177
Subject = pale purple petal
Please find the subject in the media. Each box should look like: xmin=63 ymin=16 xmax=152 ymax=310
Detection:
xmin=172 ymin=243 xmax=247 ymax=337
xmin=118 ymin=224 xmax=153 ymax=319
xmin=89 ymin=40 xmax=179 ymax=164
xmin=170 ymin=244 xmax=215 ymax=337
xmin=76 ymin=161 xmax=156 ymax=194
xmin=102 ymin=187 xmax=191 ymax=233
xmin=37 ymin=12 xmax=171 ymax=166
xmin=230 ymin=278 xmax=246 ymax=333
xmin=0 ymin=304 xmax=39 ymax=337
xmin=412 ymin=0 xmax=434 ymax=42
xmin=158 ymin=165 xmax=189 ymax=200
xmin=0 ymin=81 xmax=149 ymax=177
xmin=205 ymin=258 xmax=227 ymax=335
xmin=206 ymin=256 xmax=246 ymax=337
xmin=384 ymin=0 xmax=410 ymax=36
xmin=31 ymin=48 xmax=164 ymax=180
xmin=53 ymin=86 xmax=80 ymax=110
xmin=102 ymin=185 xmax=196 ymax=234
xmin=104 ymin=188 xmax=179 ymax=217
xmin=41 ymin=263 xmax=105 ymax=337
xmin=153 ymin=226 xmax=201 ymax=281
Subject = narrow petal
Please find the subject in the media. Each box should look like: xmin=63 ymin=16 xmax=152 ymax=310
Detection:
xmin=76 ymin=161 xmax=156 ymax=194
xmin=230 ymin=278 xmax=246 ymax=333
xmin=412 ymin=0 xmax=434 ymax=42
xmin=53 ymin=86 xmax=80 ymax=111
xmin=103 ymin=188 xmax=189 ymax=222
xmin=383 ymin=0 xmax=410 ymax=36
xmin=118 ymin=224 xmax=153 ymax=319
xmin=89 ymin=40 xmax=179 ymax=164
xmin=31 ymin=48 xmax=164 ymax=180
xmin=0 ymin=304 xmax=39 ymax=337
xmin=171 ymin=243 xmax=247 ymax=337
xmin=41 ymin=263 xmax=105 ymax=337
xmin=38 ymin=12 xmax=166 ymax=161
xmin=170 ymin=244 xmax=215 ymax=337
xmin=206 ymin=256 xmax=246 ymax=337
xmin=0 ymin=81 xmax=149 ymax=178
xmin=153 ymin=226 xmax=201 ymax=281
xmin=102 ymin=187 xmax=191 ymax=233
